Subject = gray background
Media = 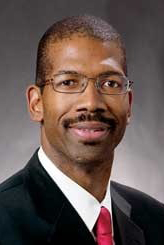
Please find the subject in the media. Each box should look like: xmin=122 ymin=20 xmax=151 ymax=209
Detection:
xmin=0 ymin=0 xmax=164 ymax=202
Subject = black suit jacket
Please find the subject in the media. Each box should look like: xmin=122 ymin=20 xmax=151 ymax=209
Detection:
xmin=0 ymin=150 xmax=164 ymax=245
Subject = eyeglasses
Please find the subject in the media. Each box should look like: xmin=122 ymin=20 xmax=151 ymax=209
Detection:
xmin=38 ymin=72 xmax=133 ymax=95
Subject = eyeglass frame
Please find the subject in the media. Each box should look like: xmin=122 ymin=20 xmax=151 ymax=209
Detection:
xmin=37 ymin=71 xmax=133 ymax=95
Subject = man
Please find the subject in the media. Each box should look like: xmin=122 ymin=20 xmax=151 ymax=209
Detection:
xmin=0 ymin=15 xmax=163 ymax=245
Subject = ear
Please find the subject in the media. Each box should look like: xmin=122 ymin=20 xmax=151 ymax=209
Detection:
xmin=26 ymin=85 xmax=43 ymax=122
xmin=126 ymin=90 xmax=133 ymax=125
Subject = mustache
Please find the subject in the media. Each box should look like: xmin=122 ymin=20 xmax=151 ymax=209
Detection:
xmin=62 ymin=113 xmax=118 ymax=130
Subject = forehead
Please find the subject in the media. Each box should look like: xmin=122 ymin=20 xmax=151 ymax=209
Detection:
xmin=45 ymin=36 xmax=124 ymax=76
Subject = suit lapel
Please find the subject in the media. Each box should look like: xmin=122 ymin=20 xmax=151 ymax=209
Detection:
xmin=111 ymin=183 xmax=145 ymax=245
xmin=48 ymin=200 xmax=96 ymax=245
xmin=25 ymin=151 xmax=96 ymax=245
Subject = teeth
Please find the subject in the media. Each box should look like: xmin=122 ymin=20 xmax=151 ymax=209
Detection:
xmin=80 ymin=129 xmax=104 ymax=132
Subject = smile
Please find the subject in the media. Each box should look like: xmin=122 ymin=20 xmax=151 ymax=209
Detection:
xmin=68 ymin=122 xmax=111 ymax=141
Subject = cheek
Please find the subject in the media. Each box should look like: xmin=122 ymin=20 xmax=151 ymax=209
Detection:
xmin=107 ymin=95 xmax=130 ymax=116
xmin=42 ymin=92 xmax=76 ymax=127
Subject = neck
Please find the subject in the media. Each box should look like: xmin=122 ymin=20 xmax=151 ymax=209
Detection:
xmin=42 ymin=143 xmax=114 ymax=202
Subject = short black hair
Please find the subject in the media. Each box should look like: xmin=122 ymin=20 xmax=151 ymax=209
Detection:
xmin=36 ymin=15 xmax=127 ymax=86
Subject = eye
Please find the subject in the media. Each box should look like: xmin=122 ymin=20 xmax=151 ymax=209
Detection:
xmin=61 ymin=79 xmax=77 ymax=86
xmin=102 ymin=80 xmax=120 ymax=88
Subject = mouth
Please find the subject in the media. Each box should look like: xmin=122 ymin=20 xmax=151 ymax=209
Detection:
xmin=68 ymin=122 xmax=112 ymax=141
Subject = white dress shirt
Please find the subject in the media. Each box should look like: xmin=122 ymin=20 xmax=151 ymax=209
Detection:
xmin=38 ymin=147 xmax=113 ymax=234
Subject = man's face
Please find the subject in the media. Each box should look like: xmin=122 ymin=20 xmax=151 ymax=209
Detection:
xmin=38 ymin=36 xmax=132 ymax=165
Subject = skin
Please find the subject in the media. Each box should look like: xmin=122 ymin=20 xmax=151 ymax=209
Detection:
xmin=100 ymin=57 xmax=122 ymax=71
xmin=26 ymin=35 xmax=132 ymax=202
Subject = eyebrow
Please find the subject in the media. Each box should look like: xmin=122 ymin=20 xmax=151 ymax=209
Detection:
xmin=56 ymin=70 xmax=79 ymax=75
xmin=56 ymin=70 xmax=124 ymax=77
xmin=97 ymin=71 xmax=124 ymax=77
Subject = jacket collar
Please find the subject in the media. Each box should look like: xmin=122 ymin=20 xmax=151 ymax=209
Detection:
xmin=111 ymin=182 xmax=145 ymax=245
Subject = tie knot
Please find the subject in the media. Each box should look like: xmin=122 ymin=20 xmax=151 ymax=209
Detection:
xmin=95 ymin=206 xmax=113 ymax=245
xmin=97 ymin=207 xmax=112 ymax=235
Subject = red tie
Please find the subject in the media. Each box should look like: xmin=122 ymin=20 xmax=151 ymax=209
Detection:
xmin=95 ymin=206 xmax=113 ymax=245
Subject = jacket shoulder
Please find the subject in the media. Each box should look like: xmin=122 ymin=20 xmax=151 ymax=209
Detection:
xmin=0 ymin=169 xmax=24 ymax=193
xmin=111 ymin=181 xmax=164 ymax=221
xmin=0 ymin=150 xmax=39 ymax=199
xmin=0 ymin=168 xmax=29 ymax=213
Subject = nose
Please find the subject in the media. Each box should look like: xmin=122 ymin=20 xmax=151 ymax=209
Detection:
xmin=75 ymin=79 xmax=107 ymax=113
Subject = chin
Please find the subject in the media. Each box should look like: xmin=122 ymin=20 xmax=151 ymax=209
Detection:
xmin=67 ymin=138 xmax=114 ymax=159
xmin=69 ymin=147 xmax=112 ymax=168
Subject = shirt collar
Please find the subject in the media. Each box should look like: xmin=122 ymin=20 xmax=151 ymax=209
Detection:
xmin=38 ymin=146 xmax=112 ymax=232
